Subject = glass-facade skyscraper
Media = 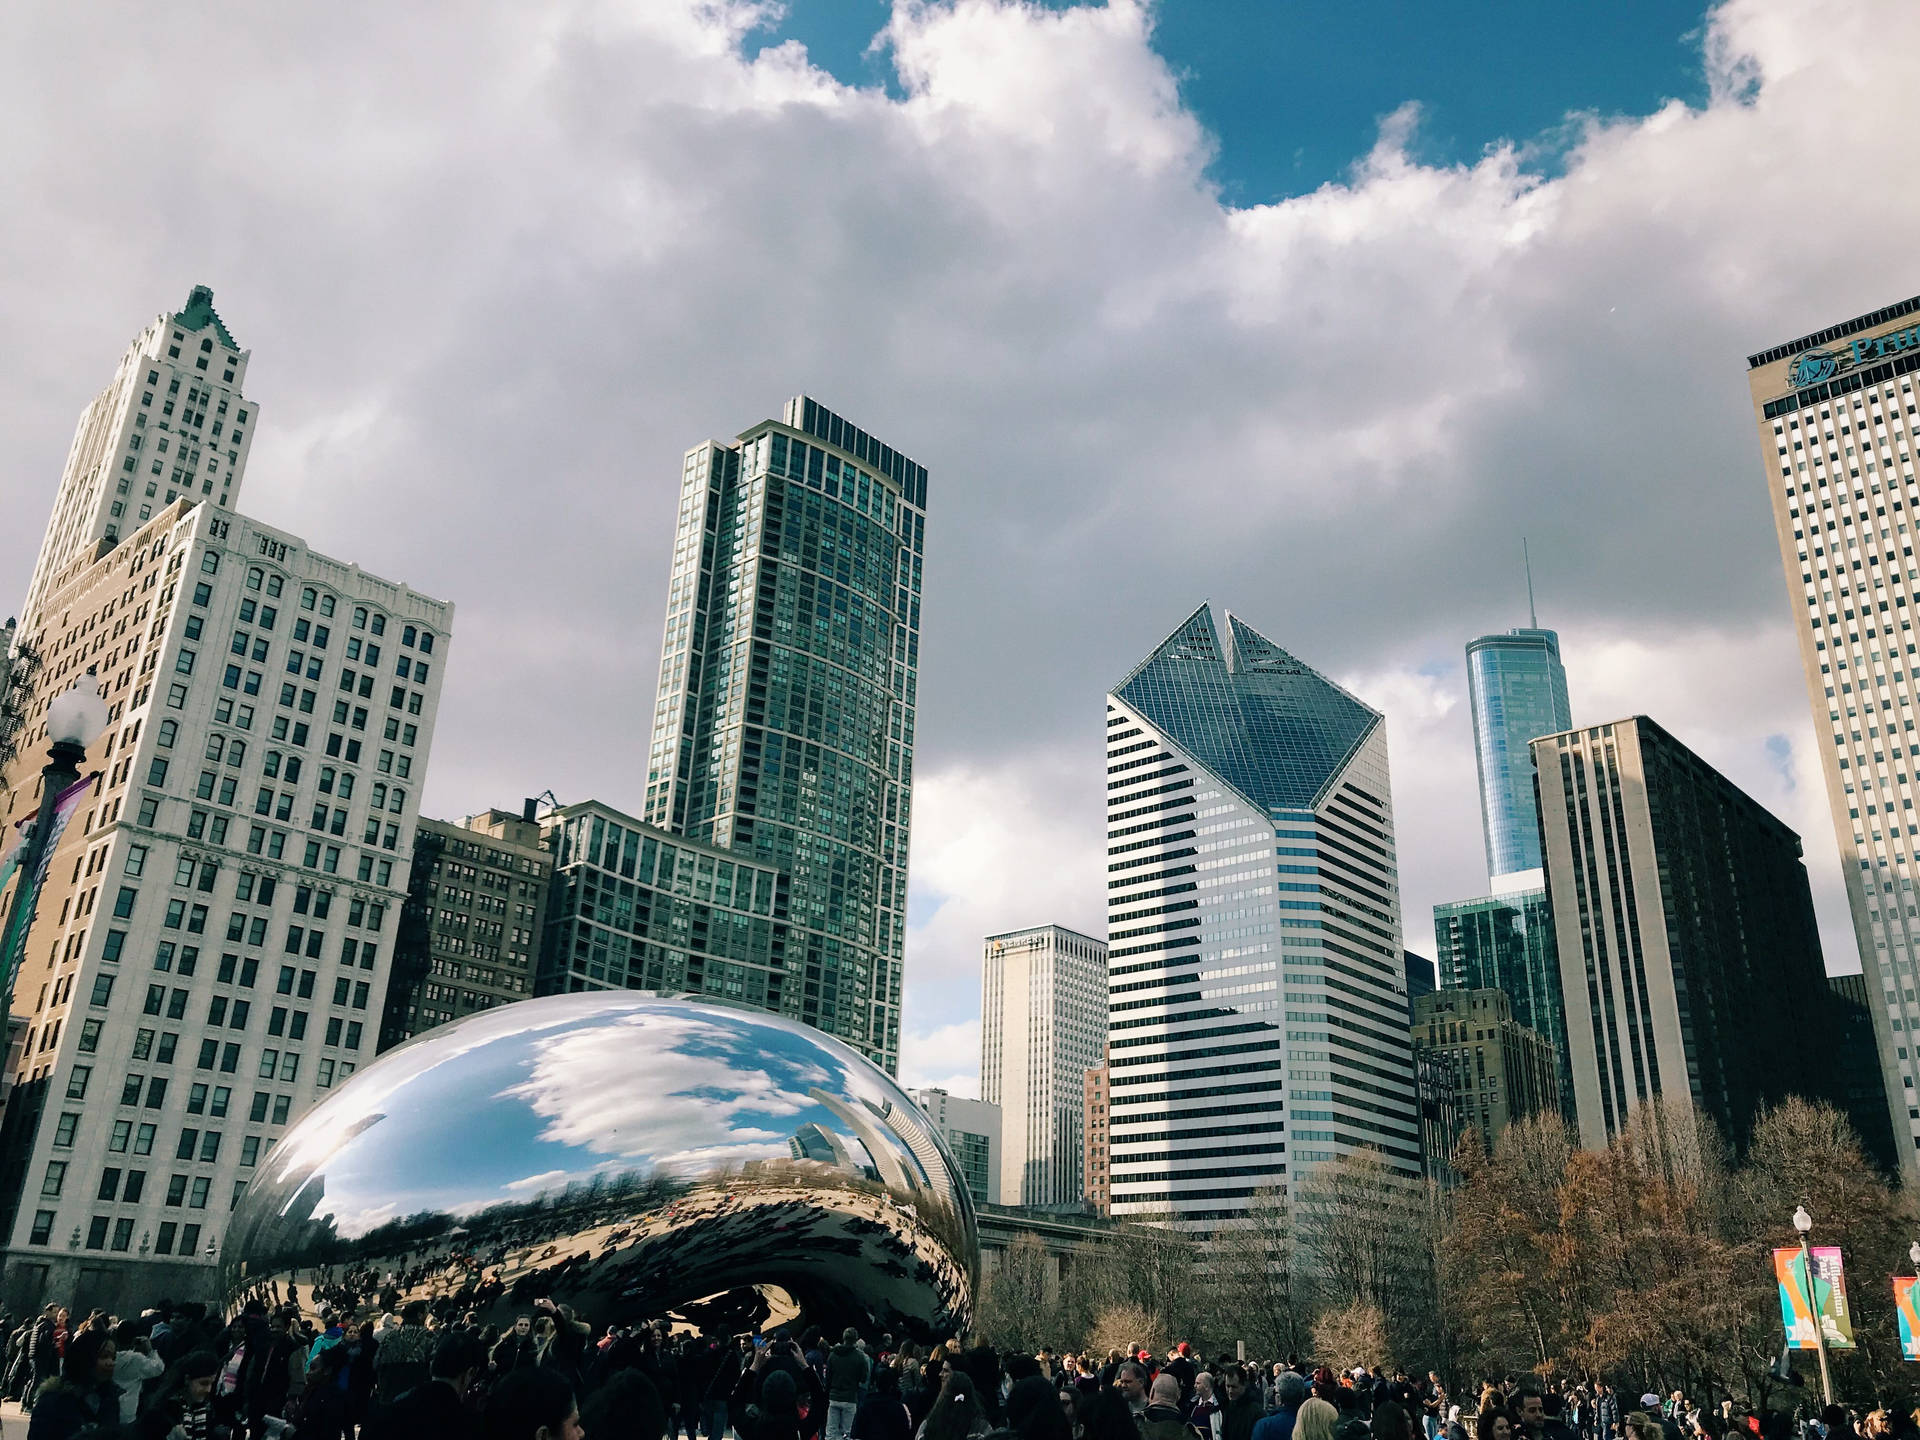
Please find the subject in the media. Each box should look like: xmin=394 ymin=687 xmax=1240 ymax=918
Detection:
xmin=1432 ymin=889 xmax=1574 ymax=1120
xmin=1104 ymin=605 xmax=1420 ymax=1228
xmin=1465 ymin=628 xmax=1571 ymax=884
xmin=644 ymin=397 xmax=927 ymax=1072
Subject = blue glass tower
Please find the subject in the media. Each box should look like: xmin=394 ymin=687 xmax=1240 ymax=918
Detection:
xmin=1465 ymin=628 xmax=1570 ymax=882
xmin=1105 ymin=605 xmax=1420 ymax=1226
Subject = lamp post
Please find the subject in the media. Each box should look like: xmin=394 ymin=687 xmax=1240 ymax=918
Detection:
xmin=1793 ymin=1204 xmax=1834 ymax=1406
xmin=0 ymin=673 xmax=107 ymax=1008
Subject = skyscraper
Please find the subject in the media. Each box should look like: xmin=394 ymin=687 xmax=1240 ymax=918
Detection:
xmin=19 ymin=288 xmax=258 ymax=639
xmin=379 ymin=806 xmax=553 ymax=1049
xmin=643 ymin=398 xmax=926 ymax=1072
xmin=0 ymin=291 xmax=449 ymax=1314
xmin=980 ymin=924 xmax=1107 ymax=1207
xmin=1410 ymin=987 xmax=1559 ymax=1153
xmin=1465 ymin=627 xmax=1570 ymax=886
xmin=1432 ymin=890 xmax=1574 ymax=1119
xmin=0 ymin=503 xmax=449 ymax=1314
xmin=1748 ymin=299 xmax=1920 ymax=1174
xmin=1105 ymin=605 xmax=1420 ymax=1228
xmin=1534 ymin=716 xmax=1836 ymax=1156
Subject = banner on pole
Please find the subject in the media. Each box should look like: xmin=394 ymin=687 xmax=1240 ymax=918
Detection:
xmin=1897 ymin=1277 xmax=1920 ymax=1361
xmin=0 ymin=815 xmax=28 ymax=894
xmin=1775 ymin=1245 xmax=1856 ymax=1351
xmin=0 ymin=773 xmax=98 ymax=990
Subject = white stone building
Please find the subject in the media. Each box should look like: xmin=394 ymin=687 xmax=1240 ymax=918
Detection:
xmin=0 ymin=306 xmax=449 ymax=1314
xmin=980 ymin=924 xmax=1106 ymax=1208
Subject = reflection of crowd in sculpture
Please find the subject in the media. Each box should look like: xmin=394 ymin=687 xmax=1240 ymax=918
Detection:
xmin=241 ymin=1165 xmax=972 ymax=1344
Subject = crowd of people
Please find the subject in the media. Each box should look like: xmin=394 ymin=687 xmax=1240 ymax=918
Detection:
xmin=1 ymin=1299 xmax=1914 ymax=1440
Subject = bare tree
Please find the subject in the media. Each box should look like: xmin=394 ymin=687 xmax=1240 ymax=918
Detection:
xmin=976 ymin=1233 xmax=1058 ymax=1353
xmin=1204 ymin=1186 xmax=1303 ymax=1359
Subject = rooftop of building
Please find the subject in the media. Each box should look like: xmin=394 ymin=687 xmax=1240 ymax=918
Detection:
xmin=1111 ymin=602 xmax=1380 ymax=814
xmin=1748 ymin=292 xmax=1920 ymax=369
xmin=1531 ymin=713 xmax=1801 ymax=847
xmin=172 ymin=284 xmax=240 ymax=352
xmin=984 ymin=922 xmax=1107 ymax=948
xmin=1413 ymin=986 xmax=1515 ymax=1023
xmin=1465 ymin=627 xmax=1562 ymax=655
xmin=542 ymin=797 xmax=784 ymax=877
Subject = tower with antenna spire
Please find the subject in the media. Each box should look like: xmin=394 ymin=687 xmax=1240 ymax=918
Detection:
xmin=1431 ymin=547 xmax=1578 ymax=1125
xmin=1463 ymin=547 xmax=1571 ymax=887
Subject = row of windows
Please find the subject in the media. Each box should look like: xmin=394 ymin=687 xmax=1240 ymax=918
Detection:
xmin=30 ymin=1209 xmax=209 ymax=1257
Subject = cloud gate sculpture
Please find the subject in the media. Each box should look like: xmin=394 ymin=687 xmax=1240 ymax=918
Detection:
xmin=224 ymin=994 xmax=977 ymax=1338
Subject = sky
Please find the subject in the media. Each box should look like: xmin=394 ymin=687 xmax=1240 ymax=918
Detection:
xmin=0 ymin=0 xmax=1906 ymax=1098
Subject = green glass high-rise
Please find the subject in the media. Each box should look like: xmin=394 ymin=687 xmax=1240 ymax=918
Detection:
xmin=1432 ymin=889 xmax=1574 ymax=1120
xmin=645 ymin=397 xmax=927 ymax=1072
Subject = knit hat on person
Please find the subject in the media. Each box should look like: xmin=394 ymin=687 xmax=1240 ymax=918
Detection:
xmin=181 ymin=1351 xmax=223 ymax=1380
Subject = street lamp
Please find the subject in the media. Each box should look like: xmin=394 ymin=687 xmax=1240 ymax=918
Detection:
xmin=0 ymin=673 xmax=107 ymax=1004
xmin=1793 ymin=1204 xmax=1834 ymax=1406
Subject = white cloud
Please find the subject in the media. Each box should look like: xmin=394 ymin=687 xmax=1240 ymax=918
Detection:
xmin=897 ymin=1017 xmax=983 ymax=1098
xmin=0 ymin=0 xmax=1905 ymax=1088
xmin=503 ymin=1009 xmax=819 ymax=1171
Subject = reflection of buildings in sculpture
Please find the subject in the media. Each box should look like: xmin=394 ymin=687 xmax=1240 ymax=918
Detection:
xmin=879 ymin=1099 xmax=950 ymax=1201
xmin=789 ymin=1123 xmax=860 ymax=1172
xmin=226 ymin=996 xmax=978 ymax=1336
xmin=806 ymin=1087 xmax=919 ymax=1196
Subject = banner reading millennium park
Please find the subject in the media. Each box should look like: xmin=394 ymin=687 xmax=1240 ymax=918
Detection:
xmin=1774 ymin=1246 xmax=1856 ymax=1352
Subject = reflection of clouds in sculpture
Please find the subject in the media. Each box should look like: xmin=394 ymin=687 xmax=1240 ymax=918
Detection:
xmin=504 ymin=1169 xmax=575 ymax=1194
xmin=504 ymin=1010 xmax=820 ymax=1172
xmin=226 ymin=994 xmax=978 ymax=1339
xmin=263 ymin=997 xmax=608 ymax=1188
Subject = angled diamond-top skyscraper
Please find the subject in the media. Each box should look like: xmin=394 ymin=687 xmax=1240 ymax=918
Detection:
xmin=1104 ymin=605 xmax=1420 ymax=1227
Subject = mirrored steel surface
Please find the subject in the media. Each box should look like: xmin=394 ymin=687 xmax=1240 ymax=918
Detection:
xmin=224 ymin=994 xmax=976 ymax=1337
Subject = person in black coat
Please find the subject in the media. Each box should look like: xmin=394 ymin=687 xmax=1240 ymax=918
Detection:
xmin=367 ymin=1331 xmax=486 ymax=1440
xmin=851 ymin=1361 xmax=913 ymax=1440
xmin=583 ymin=1368 xmax=672 ymax=1440
xmin=26 ymin=1329 xmax=122 ymax=1440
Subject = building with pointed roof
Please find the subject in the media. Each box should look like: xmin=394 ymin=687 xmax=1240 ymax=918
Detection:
xmin=1104 ymin=605 xmax=1420 ymax=1228
xmin=19 ymin=287 xmax=257 ymax=639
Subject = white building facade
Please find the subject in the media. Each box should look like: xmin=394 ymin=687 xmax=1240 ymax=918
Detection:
xmin=908 ymin=1086 xmax=1003 ymax=1207
xmin=1104 ymin=606 xmax=1420 ymax=1229
xmin=0 ymin=506 xmax=449 ymax=1308
xmin=980 ymin=924 xmax=1106 ymax=1208
xmin=1749 ymin=301 xmax=1920 ymax=1174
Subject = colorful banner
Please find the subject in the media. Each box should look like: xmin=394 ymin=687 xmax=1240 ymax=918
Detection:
xmin=1897 ymin=1277 xmax=1920 ymax=1361
xmin=0 ymin=773 xmax=98 ymax=996
xmin=0 ymin=816 xmax=28 ymax=899
xmin=1775 ymin=1245 xmax=1857 ymax=1351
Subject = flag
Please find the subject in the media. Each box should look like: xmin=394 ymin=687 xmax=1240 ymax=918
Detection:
xmin=1775 ymin=1245 xmax=1856 ymax=1351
